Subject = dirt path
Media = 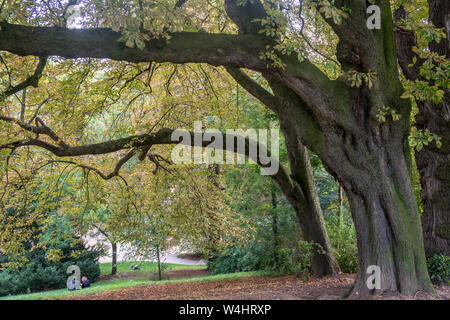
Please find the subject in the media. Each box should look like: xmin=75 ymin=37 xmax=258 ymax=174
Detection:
xmin=64 ymin=274 xmax=450 ymax=300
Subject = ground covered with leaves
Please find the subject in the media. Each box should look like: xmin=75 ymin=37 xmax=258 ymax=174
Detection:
xmin=62 ymin=273 xmax=450 ymax=300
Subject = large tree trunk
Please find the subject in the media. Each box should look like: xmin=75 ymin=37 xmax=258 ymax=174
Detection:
xmin=270 ymin=68 xmax=434 ymax=296
xmin=326 ymin=120 xmax=434 ymax=297
xmin=323 ymin=131 xmax=433 ymax=297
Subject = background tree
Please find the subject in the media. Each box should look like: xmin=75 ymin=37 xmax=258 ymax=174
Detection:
xmin=393 ymin=0 xmax=449 ymax=257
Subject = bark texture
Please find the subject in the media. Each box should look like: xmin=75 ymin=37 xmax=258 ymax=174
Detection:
xmin=394 ymin=0 xmax=450 ymax=256
xmin=111 ymin=242 xmax=118 ymax=275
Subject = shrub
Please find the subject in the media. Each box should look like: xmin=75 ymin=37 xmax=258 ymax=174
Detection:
xmin=325 ymin=209 xmax=358 ymax=274
xmin=208 ymin=240 xmax=316 ymax=281
xmin=0 ymin=271 xmax=15 ymax=296
xmin=427 ymin=253 xmax=450 ymax=284
xmin=0 ymin=239 xmax=102 ymax=296
xmin=208 ymin=244 xmax=263 ymax=274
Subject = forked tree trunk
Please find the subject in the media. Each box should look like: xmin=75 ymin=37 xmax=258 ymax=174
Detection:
xmin=289 ymin=195 xmax=341 ymax=277
xmin=337 ymin=140 xmax=434 ymax=297
xmin=273 ymin=75 xmax=434 ymax=296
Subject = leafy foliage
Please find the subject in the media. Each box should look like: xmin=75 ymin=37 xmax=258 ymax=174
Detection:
xmin=324 ymin=209 xmax=358 ymax=274
xmin=427 ymin=253 xmax=450 ymax=284
xmin=0 ymin=235 xmax=101 ymax=297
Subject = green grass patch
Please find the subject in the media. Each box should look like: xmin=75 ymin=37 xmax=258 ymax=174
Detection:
xmin=99 ymin=261 xmax=206 ymax=275
xmin=0 ymin=271 xmax=263 ymax=300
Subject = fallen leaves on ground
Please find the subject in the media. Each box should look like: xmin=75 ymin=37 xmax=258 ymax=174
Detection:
xmin=60 ymin=273 xmax=450 ymax=300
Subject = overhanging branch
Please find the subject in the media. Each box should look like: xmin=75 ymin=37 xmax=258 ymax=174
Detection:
xmin=0 ymin=22 xmax=267 ymax=72
xmin=0 ymin=56 xmax=47 ymax=102
xmin=0 ymin=125 xmax=305 ymax=205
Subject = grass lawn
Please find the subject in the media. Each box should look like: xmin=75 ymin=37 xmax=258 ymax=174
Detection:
xmin=0 ymin=271 xmax=262 ymax=300
xmin=99 ymin=261 xmax=206 ymax=275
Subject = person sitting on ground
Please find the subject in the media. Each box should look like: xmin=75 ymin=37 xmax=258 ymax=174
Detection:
xmin=81 ymin=276 xmax=90 ymax=289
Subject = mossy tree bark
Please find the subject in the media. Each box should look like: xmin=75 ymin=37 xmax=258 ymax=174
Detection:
xmin=394 ymin=0 xmax=450 ymax=257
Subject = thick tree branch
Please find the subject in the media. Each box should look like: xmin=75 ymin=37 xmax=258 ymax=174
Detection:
xmin=0 ymin=56 xmax=47 ymax=102
xmin=0 ymin=22 xmax=267 ymax=72
xmin=0 ymin=125 xmax=304 ymax=205
xmin=0 ymin=18 xmax=341 ymax=122
xmin=0 ymin=114 xmax=68 ymax=148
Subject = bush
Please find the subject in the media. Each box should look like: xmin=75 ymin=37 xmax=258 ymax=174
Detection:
xmin=208 ymin=240 xmax=316 ymax=281
xmin=208 ymin=243 xmax=264 ymax=274
xmin=325 ymin=210 xmax=358 ymax=274
xmin=0 ymin=239 xmax=102 ymax=297
xmin=0 ymin=271 xmax=15 ymax=296
xmin=427 ymin=253 xmax=450 ymax=284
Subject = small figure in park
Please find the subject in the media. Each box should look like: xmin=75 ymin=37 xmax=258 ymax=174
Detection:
xmin=131 ymin=264 xmax=141 ymax=270
xmin=81 ymin=276 xmax=90 ymax=289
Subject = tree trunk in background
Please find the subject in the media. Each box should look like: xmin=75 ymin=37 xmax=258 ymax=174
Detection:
xmin=271 ymin=191 xmax=280 ymax=267
xmin=416 ymin=103 xmax=450 ymax=257
xmin=156 ymin=245 xmax=162 ymax=281
xmin=111 ymin=242 xmax=117 ymax=275
xmin=338 ymin=184 xmax=344 ymax=250
xmin=0 ymin=0 xmax=438 ymax=297
xmin=415 ymin=0 xmax=450 ymax=257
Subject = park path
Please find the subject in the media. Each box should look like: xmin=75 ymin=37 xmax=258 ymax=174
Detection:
xmin=84 ymin=233 xmax=206 ymax=265
xmin=154 ymin=253 xmax=206 ymax=265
